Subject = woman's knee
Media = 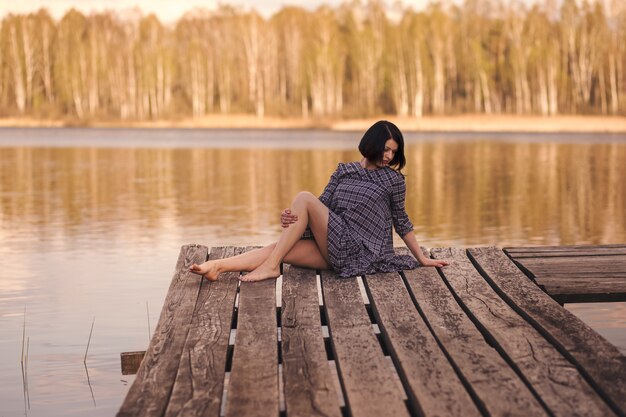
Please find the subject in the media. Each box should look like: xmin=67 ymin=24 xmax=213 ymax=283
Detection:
xmin=293 ymin=191 xmax=316 ymax=205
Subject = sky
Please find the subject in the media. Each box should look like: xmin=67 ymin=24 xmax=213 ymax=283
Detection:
xmin=0 ymin=0 xmax=437 ymax=21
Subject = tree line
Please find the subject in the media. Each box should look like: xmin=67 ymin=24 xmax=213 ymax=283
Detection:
xmin=0 ymin=0 xmax=624 ymax=120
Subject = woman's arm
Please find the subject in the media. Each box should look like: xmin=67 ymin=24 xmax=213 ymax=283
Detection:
xmin=401 ymin=231 xmax=449 ymax=267
xmin=391 ymin=176 xmax=448 ymax=268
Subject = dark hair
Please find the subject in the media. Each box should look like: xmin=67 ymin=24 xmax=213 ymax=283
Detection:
xmin=358 ymin=120 xmax=406 ymax=171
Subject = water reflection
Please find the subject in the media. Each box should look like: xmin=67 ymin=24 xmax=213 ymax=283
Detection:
xmin=0 ymin=141 xmax=624 ymax=247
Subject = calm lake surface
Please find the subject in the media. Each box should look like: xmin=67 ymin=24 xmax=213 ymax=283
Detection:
xmin=0 ymin=127 xmax=625 ymax=416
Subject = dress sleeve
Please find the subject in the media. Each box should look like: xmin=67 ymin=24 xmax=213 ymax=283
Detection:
xmin=319 ymin=164 xmax=342 ymax=206
xmin=390 ymin=175 xmax=414 ymax=237
xmin=301 ymin=164 xmax=342 ymax=239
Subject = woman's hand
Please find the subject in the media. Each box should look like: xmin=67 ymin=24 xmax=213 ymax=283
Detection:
xmin=280 ymin=208 xmax=298 ymax=228
xmin=420 ymin=258 xmax=450 ymax=268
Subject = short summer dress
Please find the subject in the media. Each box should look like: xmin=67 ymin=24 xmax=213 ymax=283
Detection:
xmin=302 ymin=161 xmax=420 ymax=278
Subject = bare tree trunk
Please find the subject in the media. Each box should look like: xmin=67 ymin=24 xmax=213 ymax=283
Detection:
xmin=10 ymin=24 xmax=26 ymax=113
xmin=191 ymin=55 xmax=202 ymax=116
xmin=242 ymin=16 xmax=261 ymax=115
xmin=609 ymin=53 xmax=619 ymax=114
xmin=522 ymin=74 xmax=531 ymax=113
xmin=334 ymin=63 xmax=343 ymax=114
xmin=538 ymin=66 xmax=549 ymax=116
xmin=473 ymin=77 xmax=481 ymax=112
xmin=413 ymin=49 xmax=423 ymax=117
xmin=89 ymin=27 xmax=99 ymax=115
xmin=515 ymin=74 xmax=523 ymax=114
xmin=78 ymin=47 xmax=88 ymax=117
xmin=547 ymin=53 xmax=558 ymax=115
xmin=42 ymin=22 xmax=54 ymax=103
xmin=393 ymin=41 xmax=409 ymax=116
xmin=21 ymin=20 xmax=34 ymax=109
xmin=218 ymin=66 xmax=231 ymax=114
xmin=128 ymin=57 xmax=137 ymax=118
xmin=433 ymin=50 xmax=445 ymax=114
xmin=72 ymin=76 xmax=85 ymax=118
xmin=206 ymin=54 xmax=214 ymax=112
xmin=479 ymin=69 xmax=492 ymax=114
xmin=301 ymin=89 xmax=308 ymax=118
xmin=599 ymin=65 xmax=607 ymax=115
xmin=156 ymin=54 xmax=164 ymax=116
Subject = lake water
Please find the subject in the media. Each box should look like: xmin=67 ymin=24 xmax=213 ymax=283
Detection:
xmin=0 ymin=127 xmax=625 ymax=416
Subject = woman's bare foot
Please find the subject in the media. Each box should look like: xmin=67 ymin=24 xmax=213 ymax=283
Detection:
xmin=188 ymin=261 xmax=221 ymax=281
xmin=240 ymin=263 xmax=280 ymax=282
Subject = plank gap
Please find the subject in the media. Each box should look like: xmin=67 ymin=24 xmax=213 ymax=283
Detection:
xmin=219 ymin=371 xmax=230 ymax=417
xmin=322 ymin=325 xmax=329 ymax=338
xmin=276 ymin=307 xmax=282 ymax=328
xmin=329 ymin=359 xmax=346 ymax=408
xmin=316 ymin=273 xmax=323 ymax=305
xmin=225 ymin=345 xmax=234 ymax=373
xmin=356 ymin=276 xmax=370 ymax=304
xmin=324 ymin=337 xmax=334 ymax=361
xmin=228 ymin=329 xmax=236 ymax=345
xmin=404 ymin=399 xmax=421 ymax=417
xmin=278 ymin=363 xmax=285 ymax=412
xmin=365 ymin=303 xmax=376 ymax=324
xmin=276 ymin=275 xmax=283 ymax=308
xmin=375 ymin=332 xmax=390 ymax=356
xmin=230 ymin=307 xmax=238 ymax=330
xmin=320 ymin=305 xmax=328 ymax=326
xmin=384 ymin=356 xmax=408 ymax=400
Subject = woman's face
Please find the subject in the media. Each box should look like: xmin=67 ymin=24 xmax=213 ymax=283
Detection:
xmin=378 ymin=138 xmax=398 ymax=167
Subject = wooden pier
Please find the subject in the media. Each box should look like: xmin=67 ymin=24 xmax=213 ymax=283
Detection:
xmin=505 ymin=244 xmax=626 ymax=303
xmin=117 ymin=244 xmax=626 ymax=417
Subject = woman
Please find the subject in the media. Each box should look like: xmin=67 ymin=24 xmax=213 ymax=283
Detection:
xmin=189 ymin=120 xmax=448 ymax=282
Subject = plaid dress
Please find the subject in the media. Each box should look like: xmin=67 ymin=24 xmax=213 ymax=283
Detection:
xmin=303 ymin=161 xmax=420 ymax=278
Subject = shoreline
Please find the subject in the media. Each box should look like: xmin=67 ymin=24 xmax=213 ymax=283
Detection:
xmin=1 ymin=114 xmax=625 ymax=133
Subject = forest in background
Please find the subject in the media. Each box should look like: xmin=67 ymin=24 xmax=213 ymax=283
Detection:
xmin=0 ymin=0 xmax=624 ymax=121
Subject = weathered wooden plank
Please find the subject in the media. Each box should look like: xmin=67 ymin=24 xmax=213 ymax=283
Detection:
xmin=121 ymin=351 xmax=146 ymax=375
xmin=549 ymin=293 xmax=626 ymax=303
xmin=321 ymin=270 xmax=409 ymax=417
xmin=281 ymin=265 xmax=341 ymax=417
xmin=117 ymin=244 xmax=208 ymax=417
xmin=400 ymin=249 xmax=548 ymax=417
xmin=538 ymin=278 xmax=626 ymax=288
xmin=431 ymin=247 xmax=616 ymax=417
xmin=505 ymin=244 xmax=626 ymax=253
xmin=508 ymin=250 xmax=626 ymax=258
xmin=535 ymin=274 xmax=626 ymax=280
xmin=518 ymin=256 xmax=626 ymax=269
xmin=539 ymin=286 xmax=626 ymax=303
xmin=363 ymin=270 xmax=481 ymax=417
xmin=541 ymin=282 xmax=626 ymax=291
xmin=224 ymin=254 xmax=279 ymax=417
xmin=468 ymin=247 xmax=626 ymax=416
xmin=164 ymin=247 xmax=242 ymax=417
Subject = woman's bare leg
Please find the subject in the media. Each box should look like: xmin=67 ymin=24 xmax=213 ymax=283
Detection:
xmin=242 ymin=192 xmax=330 ymax=282
xmin=189 ymin=239 xmax=329 ymax=281
xmin=189 ymin=192 xmax=330 ymax=281
xmin=283 ymin=239 xmax=329 ymax=270
xmin=189 ymin=244 xmax=277 ymax=281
